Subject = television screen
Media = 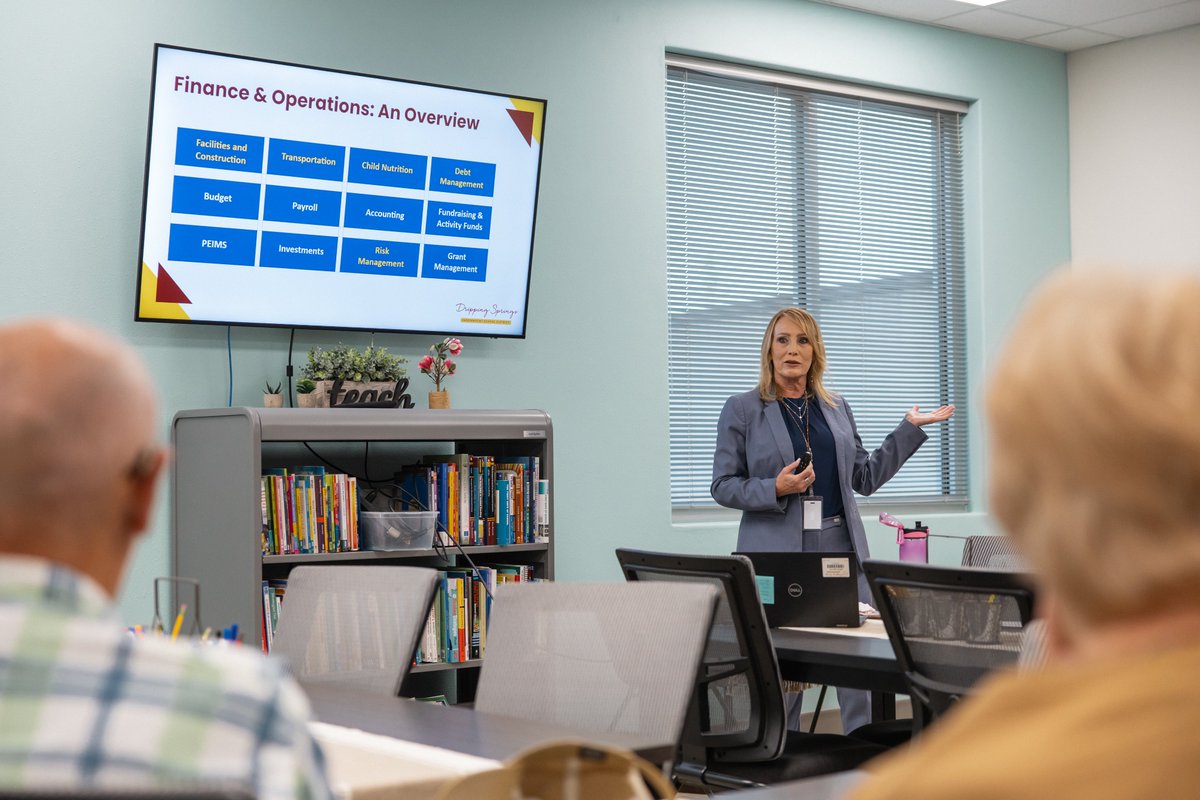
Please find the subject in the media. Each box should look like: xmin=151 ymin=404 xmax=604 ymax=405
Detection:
xmin=136 ymin=45 xmax=546 ymax=338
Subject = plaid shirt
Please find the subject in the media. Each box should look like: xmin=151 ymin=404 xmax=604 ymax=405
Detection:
xmin=0 ymin=556 xmax=332 ymax=799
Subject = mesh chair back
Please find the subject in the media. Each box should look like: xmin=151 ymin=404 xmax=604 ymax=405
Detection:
xmin=960 ymin=535 xmax=1026 ymax=570
xmin=864 ymin=560 xmax=1035 ymax=725
xmin=474 ymin=581 xmax=719 ymax=750
xmin=271 ymin=565 xmax=438 ymax=695
xmin=615 ymin=549 xmax=787 ymax=764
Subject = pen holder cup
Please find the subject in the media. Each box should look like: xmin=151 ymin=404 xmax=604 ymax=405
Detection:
xmin=894 ymin=593 xmax=933 ymax=637
xmin=929 ymin=597 xmax=964 ymax=640
xmin=961 ymin=599 xmax=1004 ymax=644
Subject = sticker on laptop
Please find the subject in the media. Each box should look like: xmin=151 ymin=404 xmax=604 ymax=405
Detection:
xmin=754 ymin=575 xmax=776 ymax=605
xmin=821 ymin=557 xmax=851 ymax=578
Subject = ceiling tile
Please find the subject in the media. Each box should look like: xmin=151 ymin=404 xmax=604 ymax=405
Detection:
xmin=936 ymin=8 xmax=1069 ymax=37
xmin=1025 ymin=27 xmax=1123 ymax=49
xmin=1088 ymin=1 xmax=1200 ymax=36
xmin=812 ymin=0 xmax=976 ymax=23
xmin=992 ymin=0 xmax=1188 ymax=27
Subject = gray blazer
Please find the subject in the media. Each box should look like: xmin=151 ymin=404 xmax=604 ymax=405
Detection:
xmin=711 ymin=389 xmax=927 ymax=566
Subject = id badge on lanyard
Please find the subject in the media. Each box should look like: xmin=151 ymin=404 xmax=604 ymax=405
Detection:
xmin=802 ymin=494 xmax=823 ymax=531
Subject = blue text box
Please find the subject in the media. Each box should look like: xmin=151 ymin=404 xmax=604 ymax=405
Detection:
xmin=175 ymin=128 xmax=264 ymax=174
xmin=421 ymin=244 xmax=488 ymax=282
xmin=343 ymin=194 xmax=423 ymax=234
xmin=425 ymin=201 xmax=492 ymax=240
xmin=263 ymin=185 xmax=342 ymax=227
xmin=168 ymin=224 xmax=257 ymax=266
xmin=347 ymin=148 xmax=428 ymax=190
xmin=429 ymin=157 xmax=496 ymax=197
xmin=260 ymin=231 xmax=338 ymax=272
xmin=266 ymin=138 xmax=346 ymax=181
xmin=172 ymin=176 xmax=260 ymax=220
xmin=341 ymin=239 xmax=420 ymax=278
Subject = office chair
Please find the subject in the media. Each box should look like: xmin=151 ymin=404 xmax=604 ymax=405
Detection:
xmin=863 ymin=559 xmax=1036 ymax=732
xmin=960 ymin=534 xmax=1026 ymax=570
xmin=473 ymin=581 xmax=720 ymax=754
xmin=271 ymin=564 xmax=439 ymax=695
xmin=615 ymin=549 xmax=886 ymax=791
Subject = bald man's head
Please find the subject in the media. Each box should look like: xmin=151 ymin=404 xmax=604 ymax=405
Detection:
xmin=0 ymin=319 xmax=163 ymax=585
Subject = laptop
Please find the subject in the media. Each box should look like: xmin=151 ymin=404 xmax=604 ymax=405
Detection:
xmin=734 ymin=551 xmax=863 ymax=628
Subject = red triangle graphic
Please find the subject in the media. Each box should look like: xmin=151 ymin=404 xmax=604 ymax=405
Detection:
xmin=156 ymin=264 xmax=192 ymax=304
xmin=507 ymin=109 xmax=534 ymax=147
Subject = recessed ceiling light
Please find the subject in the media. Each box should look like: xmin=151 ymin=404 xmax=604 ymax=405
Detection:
xmin=953 ymin=0 xmax=1005 ymax=6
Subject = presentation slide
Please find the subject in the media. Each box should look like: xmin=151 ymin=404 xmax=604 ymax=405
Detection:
xmin=137 ymin=45 xmax=546 ymax=337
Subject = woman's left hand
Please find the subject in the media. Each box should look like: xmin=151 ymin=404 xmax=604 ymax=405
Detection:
xmin=905 ymin=404 xmax=955 ymax=426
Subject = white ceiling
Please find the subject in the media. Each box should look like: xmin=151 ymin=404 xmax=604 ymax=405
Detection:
xmin=813 ymin=0 xmax=1200 ymax=50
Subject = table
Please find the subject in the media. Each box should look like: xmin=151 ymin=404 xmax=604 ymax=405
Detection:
xmin=771 ymin=622 xmax=906 ymax=722
xmin=304 ymin=683 xmax=678 ymax=765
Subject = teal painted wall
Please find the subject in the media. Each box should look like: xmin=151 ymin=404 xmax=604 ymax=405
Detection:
xmin=0 ymin=0 xmax=1070 ymax=623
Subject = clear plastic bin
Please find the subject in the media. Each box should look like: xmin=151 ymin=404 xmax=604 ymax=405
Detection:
xmin=359 ymin=510 xmax=436 ymax=551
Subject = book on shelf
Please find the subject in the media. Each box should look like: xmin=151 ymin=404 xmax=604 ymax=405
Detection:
xmin=260 ymin=468 xmax=358 ymax=556
xmin=494 ymin=475 xmax=514 ymax=547
xmin=536 ymin=479 xmax=550 ymax=542
xmin=260 ymin=578 xmax=287 ymax=654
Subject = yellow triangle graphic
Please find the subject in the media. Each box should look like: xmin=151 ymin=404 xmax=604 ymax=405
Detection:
xmin=139 ymin=263 xmax=190 ymax=321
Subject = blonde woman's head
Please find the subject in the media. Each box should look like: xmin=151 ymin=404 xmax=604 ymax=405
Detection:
xmin=986 ymin=268 xmax=1200 ymax=636
xmin=757 ymin=307 xmax=834 ymax=405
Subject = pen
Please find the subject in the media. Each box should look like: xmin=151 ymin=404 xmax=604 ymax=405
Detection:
xmin=170 ymin=604 xmax=187 ymax=641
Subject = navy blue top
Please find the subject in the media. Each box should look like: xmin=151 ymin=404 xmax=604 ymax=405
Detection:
xmin=779 ymin=396 xmax=845 ymax=518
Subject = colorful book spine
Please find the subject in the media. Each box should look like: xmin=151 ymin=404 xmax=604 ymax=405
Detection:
xmin=495 ymin=476 xmax=514 ymax=546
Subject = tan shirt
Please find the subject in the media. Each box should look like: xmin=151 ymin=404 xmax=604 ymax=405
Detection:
xmin=849 ymin=639 xmax=1200 ymax=800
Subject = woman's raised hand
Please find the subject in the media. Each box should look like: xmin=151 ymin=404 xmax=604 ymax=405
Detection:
xmin=905 ymin=404 xmax=956 ymax=426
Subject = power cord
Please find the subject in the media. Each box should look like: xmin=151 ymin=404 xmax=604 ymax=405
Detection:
xmin=226 ymin=326 xmax=233 ymax=407
xmin=300 ymin=442 xmax=500 ymax=601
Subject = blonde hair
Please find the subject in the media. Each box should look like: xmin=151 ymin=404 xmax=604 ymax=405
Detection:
xmin=756 ymin=307 xmax=835 ymax=406
xmin=985 ymin=268 xmax=1200 ymax=633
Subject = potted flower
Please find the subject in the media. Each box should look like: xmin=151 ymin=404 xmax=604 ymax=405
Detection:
xmin=301 ymin=344 xmax=411 ymax=408
xmin=295 ymin=378 xmax=318 ymax=408
xmin=418 ymin=337 xmax=463 ymax=409
xmin=263 ymin=380 xmax=284 ymax=408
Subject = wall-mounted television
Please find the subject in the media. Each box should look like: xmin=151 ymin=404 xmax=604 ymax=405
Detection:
xmin=136 ymin=44 xmax=546 ymax=338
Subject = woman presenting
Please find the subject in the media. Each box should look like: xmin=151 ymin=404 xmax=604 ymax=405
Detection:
xmin=711 ymin=307 xmax=953 ymax=733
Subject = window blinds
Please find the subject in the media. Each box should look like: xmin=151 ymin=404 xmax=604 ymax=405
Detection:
xmin=666 ymin=57 xmax=968 ymax=509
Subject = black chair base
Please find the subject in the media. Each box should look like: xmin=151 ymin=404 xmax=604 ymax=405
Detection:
xmin=682 ymin=733 xmax=886 ymax=790
xmin=847 ymin=718 xmax=913 ymax=749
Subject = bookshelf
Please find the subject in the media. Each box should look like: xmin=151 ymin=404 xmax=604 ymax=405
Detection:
xmin=171 ymin=407 xmax=553 ymax=702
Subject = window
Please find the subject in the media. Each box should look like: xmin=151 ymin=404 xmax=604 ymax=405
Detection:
xmin=667 ymin=56 xmax=968 ymax=509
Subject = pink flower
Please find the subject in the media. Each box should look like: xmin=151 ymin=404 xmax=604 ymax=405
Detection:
xmin=422 ymin=337 xmax=463 ymax=391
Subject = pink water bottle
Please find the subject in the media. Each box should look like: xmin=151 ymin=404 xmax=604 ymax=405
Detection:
xmin=880 ymin=513 xmax=929 ymax=563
